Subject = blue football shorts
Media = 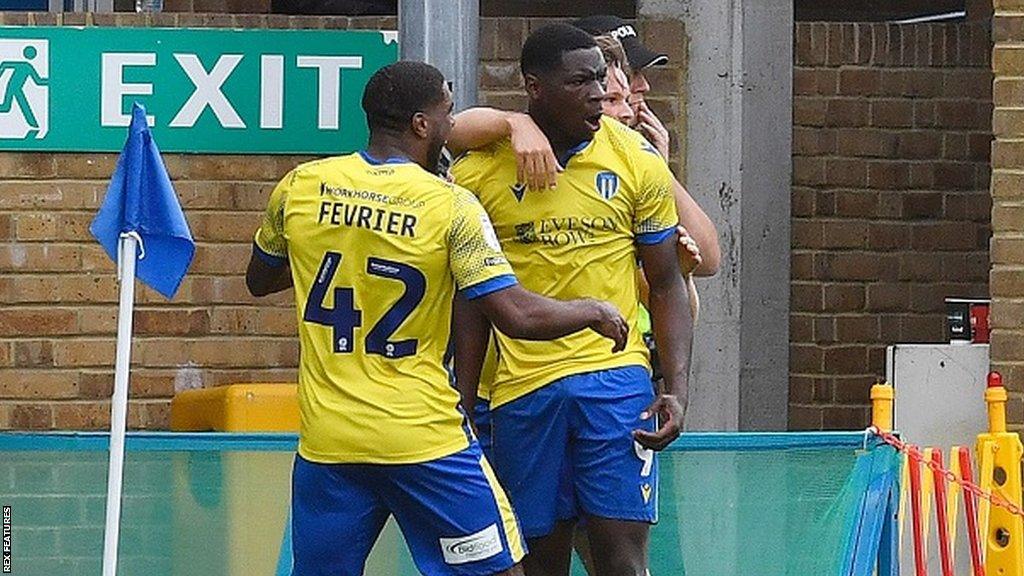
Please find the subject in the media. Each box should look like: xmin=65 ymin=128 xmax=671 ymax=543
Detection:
xmin=291 ymin=441 xmax=526 ymax=575
xmin=489 ymin=365 xmax=659 ymax=539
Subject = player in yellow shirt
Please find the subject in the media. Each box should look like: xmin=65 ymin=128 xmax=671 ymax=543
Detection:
xmin=245 ymin=61 xmax=629 ymax=576
xmin=451 ymin=25 xmax=694 ymax=576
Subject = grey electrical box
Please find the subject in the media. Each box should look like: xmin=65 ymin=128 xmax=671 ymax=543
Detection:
xmin=886 ymin=343 xmax=989 ymax=575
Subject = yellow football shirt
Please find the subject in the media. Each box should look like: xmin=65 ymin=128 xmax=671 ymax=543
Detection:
xmin=452 ymin=116 xmax=678 ymax=408
xmin=255 ymin=152 xmax=516 ymax=464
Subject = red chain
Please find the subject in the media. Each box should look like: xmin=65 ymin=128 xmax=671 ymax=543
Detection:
xmin=871 ymin=427 xmax=1024 ymax=518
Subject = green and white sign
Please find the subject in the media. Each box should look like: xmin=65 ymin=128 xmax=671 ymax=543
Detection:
xmin=0 ymin=26 xmax=397 ymax=153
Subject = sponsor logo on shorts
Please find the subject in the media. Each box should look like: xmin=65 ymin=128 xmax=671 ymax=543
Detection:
xmin=439 ymin=524 xmax=503 ymax=565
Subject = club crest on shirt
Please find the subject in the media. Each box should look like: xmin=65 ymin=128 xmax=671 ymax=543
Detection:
xmin=595 ymin=171 xmax=619 ymax=200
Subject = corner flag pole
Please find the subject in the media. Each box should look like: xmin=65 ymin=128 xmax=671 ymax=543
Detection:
xmin=101 ymin=232 xmax=140 ymax=576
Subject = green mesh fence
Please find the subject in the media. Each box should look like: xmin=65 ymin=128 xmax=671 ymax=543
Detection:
xmin=0 ymin=432 xmax=896 ymax=576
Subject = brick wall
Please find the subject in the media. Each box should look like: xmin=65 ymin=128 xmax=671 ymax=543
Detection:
xmin=791 ymin=22 xmax=993 ymax=430
xmin=0 ymin=13 xmax=688 ymax=430
xmin=992 ymin=0 xmax=1024 ymax=429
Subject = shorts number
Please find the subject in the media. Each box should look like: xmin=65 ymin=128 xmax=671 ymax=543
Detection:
xmin=303 ymin=252 xmax=425 ymax=358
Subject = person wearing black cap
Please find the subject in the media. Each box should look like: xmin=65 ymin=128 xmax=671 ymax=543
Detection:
xmin=574 ymin=15 xmax=719 ymax=279
xmin=573 ymin=15 xmax=667 ymax=138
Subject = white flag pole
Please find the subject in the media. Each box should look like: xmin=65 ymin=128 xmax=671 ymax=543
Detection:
xmin=101 ymin=232 xmax=140 ymax=576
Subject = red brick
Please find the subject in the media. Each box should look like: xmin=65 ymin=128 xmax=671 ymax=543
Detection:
xmin=824 ymin=284 xmax=866 ymax=312
xmin=9 ymin=403 xmax=52 ymax=429
xmin=792 ymin=252 xmax=815 ymax=279
xmin=899 ymin=253 xmax=943 ymax=281
xmin=867 ymin=283 xmax=911 ymax=312
xmin=826 ymin=99 xmax=870 ymax=128
xmin=836 ymin=129 xmax=897 ymax=158
xmin=895 ymin=131 xmax=942 ymax=159
xmin=794 ymin=96 xmax=827 ymax=126
xmin=792 ymin=220 xmax=823 ymax=249
xmin=825 ymin=159 xmax=868 ymax=188
xmin=836 ymin=316 xmax=880 ymax=342
xmin=788 ymin=406 xmax=823 ymax=430
xmin=0 ymin=370 xmax=78 ymax=399
xmin=902 ymin=192 xmax=943 ymax=219
xmin=902 ymin=314 xmax=944 ymax=342
xmin=833 ymin=376 xmax=878 ymax=404
xmin=934 ymin=162 xmax=980 ymax=190
xmin=12 ymin=341 xmax=52 ymax=368
xmin=815 ymin=317 xmax=835 ymax=343
xmin=824 ymin=346 xmax=868 ymax=373
xmin=793 ymin=157 xmax=826 ymax=186
xmin=838 ymin=69 xmax=880 ymax=96
xmin=868 ymin=222 xmax=910 ymax=250
xmin=822 ymin=221 xmax=868 ymax=249
xmin=0 ymin=309 xmax=76 ymax=336
xmin=790 ymin=344 xmax=824 ymax=373
xmin=792 ymin=283 xmax=823 ymax=312
xmin=835 ymin=191 xmax=878 ymax=217
xmin=867 ymin=161 xmax=909 ymax=190
xmin=134 ymin=309 xmax=210 ymax=336
xmin=821 ymin=407 xmax=869 ymax=430
xmin=790 ymin=315 xmax=814 ymax=341
xmin=870 ymin=100 xmax=914 ymax=128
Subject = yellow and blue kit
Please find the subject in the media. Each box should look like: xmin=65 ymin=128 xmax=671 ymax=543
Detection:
xmin=255 ymin=151 xmax=525 ymax=574
xmin=452 ymin=116 xmax=678 ymax=537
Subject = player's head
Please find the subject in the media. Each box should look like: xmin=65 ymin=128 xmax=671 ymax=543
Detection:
xmin=520 ymin=23 xmax=606 ymax=144
xmin=572 ymin=15 xmax=668 ymax=123
xmin=362 ymin=61 xmax=453 ymax=171
xmin=593 ymin=35 xmax=634 ymax=126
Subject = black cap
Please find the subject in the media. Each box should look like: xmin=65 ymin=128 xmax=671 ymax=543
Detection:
xmin=572 ymin=15 xmax=669 ymax=70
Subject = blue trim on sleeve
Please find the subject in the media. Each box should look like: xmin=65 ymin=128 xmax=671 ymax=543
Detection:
xmin=461 ymin=274 xmax=518 ymax=300
xmin=253 ymin=242 xmax=288 ymax=268
xmin=635 ymin=226 xmax=676 ymax=245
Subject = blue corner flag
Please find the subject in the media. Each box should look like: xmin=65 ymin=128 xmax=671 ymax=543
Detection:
xmin=90 ymin=103 xmax=195 ymax=299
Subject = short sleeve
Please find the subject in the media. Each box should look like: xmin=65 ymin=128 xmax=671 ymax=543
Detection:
xmin=632 ymin=147 xmax=679 ymax=246
xmin=253 ymin=170 xmax=293 ymax=267
xmin=447 ymin=187 xmax=517 ymax=299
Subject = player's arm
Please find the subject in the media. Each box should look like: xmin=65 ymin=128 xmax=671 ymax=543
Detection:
xmin=672 ymin=178 xmax=720 ymax=276
xmin=245 ymin=252 xmax=291 ymax=297
xmin=245 ymin=170 xmax=293 ymax=297
xmin=634 ymin=236 xmax=693 ymax=451
xmin=449 ymin=107 xmax=560 ymax=191
xmin=454 ymin=283 xmax=628 ymax=416
xmin=453 ymin=293 xmax=490 ymax=416
xmin=476 ymin=285 xmax=626 ymax=346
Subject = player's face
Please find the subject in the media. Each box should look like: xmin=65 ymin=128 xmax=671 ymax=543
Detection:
xmin=425 ymin=83 xmax=455 ymax=171
xmin=536 ymin=47 xmax=606 ymax=143
xmin=601 ymin=63 xmax=634 ymax=126
xmin=627 ymin=70 xmax=651 ymax=127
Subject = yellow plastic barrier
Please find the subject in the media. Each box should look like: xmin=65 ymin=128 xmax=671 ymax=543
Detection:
xmin=170 ymin=383 xmax=299 ymax=432
xmin=978 ymin=371 xmax=1024 ymax=576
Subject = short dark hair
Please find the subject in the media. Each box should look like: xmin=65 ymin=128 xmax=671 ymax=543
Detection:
xmin=362 ymin=61 xmax=447 ymax=132
xmin=520 ymin=23 xmax=597 ymax=77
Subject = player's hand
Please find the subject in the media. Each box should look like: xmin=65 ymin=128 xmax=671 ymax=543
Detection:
xmin=509 ymin=113 xmax=562 ymax=191
xmin=676 ymin=225 xmax=703 ymax=276
xmin=636 ymin=101 xmax=670 ymax=160
xmin=633 ymin=394 xmax=685 ymax=451
xmin=585 ymin=299 xmax=629 ymax=353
